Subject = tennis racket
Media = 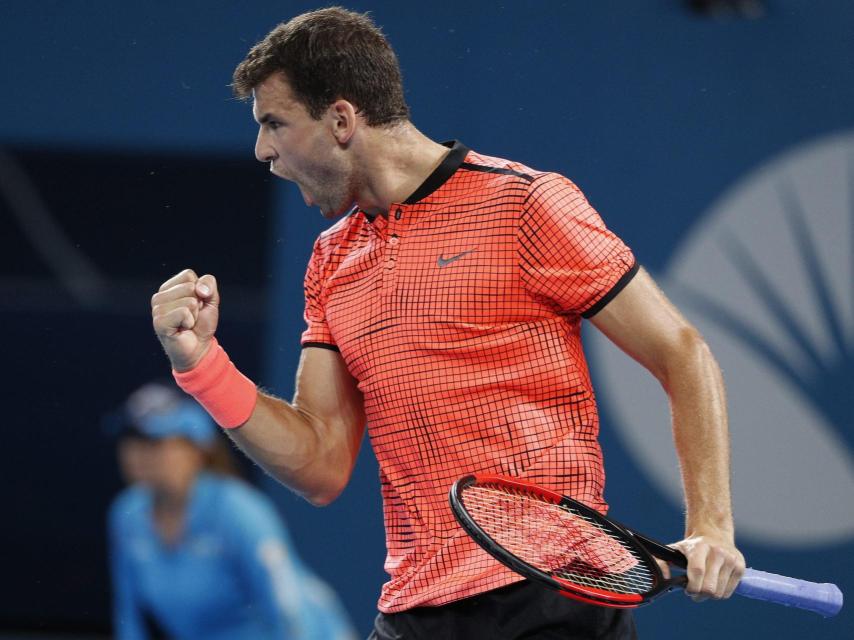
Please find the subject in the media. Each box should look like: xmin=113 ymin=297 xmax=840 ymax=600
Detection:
xmin=449 ymin=474 xmax=843 ymax=617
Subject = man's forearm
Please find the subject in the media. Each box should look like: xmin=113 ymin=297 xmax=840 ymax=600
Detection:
xmin=226 ymin=392 xmax=361 ymax=506
xmin=664 ymin=329 xmax=734 ymax=538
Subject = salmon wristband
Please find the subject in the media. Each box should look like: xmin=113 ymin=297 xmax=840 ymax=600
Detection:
xmin=172 ymin=338 xmax=257 ymax=429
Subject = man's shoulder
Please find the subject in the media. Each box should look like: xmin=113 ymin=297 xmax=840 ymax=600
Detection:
xmin=460 ymin=149 xmax=548 ymax=184
xmin=468 ymin=150 xmax=589 ymax=199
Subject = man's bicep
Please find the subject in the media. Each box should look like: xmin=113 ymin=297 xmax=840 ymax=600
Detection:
xmin=293 ymin=346 xmax=366 ymax=444
xmin=588 ymin=267 xmax=702 ymax=382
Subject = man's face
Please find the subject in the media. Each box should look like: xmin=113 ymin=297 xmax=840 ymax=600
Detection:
xmin=252 ymin=73 xmax=356 ymax=219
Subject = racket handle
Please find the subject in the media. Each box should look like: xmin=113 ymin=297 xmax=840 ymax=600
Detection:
xmin=735 ymin=568 xmax=843 ymax=617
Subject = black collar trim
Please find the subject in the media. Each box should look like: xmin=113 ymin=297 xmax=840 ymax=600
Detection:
xmin=403 ymin=140 xmax=469 ymax=204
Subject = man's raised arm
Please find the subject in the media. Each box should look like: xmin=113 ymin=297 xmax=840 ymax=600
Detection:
xmin=152 ymin=269 xmax=366 ymax=506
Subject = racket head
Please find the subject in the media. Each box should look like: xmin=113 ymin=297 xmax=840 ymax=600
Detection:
xmin=450 ymin=474 xmax=671 ymax=608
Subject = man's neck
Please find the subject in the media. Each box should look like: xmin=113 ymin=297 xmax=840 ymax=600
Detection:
xmin=354 ymin=124 xmax=452 ymax=219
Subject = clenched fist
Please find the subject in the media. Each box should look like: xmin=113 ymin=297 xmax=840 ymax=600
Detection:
xmin=151 ymin=269 xmax=220 ymax=372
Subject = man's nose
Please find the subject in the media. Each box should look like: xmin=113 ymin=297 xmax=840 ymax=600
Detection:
xmin=255 ymin=130 xmax=276 ymax=163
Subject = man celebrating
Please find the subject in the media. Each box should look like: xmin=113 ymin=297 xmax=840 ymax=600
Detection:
xmin=151 ymin=7 xmax=744 ymax=639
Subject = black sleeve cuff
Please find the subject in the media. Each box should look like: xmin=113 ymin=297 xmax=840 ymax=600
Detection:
xmin=301 ymin=342 xmax=341 ymax=352
xmin=581 ymin=261 xmax=640 ymax=319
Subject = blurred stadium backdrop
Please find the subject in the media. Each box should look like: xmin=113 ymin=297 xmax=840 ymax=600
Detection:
xmin=1 ymin=1 xmax=851 ymax=638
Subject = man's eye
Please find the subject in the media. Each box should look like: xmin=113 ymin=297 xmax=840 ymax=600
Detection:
xmin=267 ymin=121 xmax=282 ymax=130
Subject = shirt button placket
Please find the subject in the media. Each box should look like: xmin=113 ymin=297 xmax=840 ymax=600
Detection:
xmin=382 ymin=207 xmax=403 ymax=294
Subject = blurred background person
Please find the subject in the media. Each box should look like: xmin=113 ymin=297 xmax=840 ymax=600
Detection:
xmin=106 ymin=382 xmax=357 ymax=640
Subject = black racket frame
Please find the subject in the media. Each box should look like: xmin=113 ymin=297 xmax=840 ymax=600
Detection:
xmin=450 ymin=474 xmax=690 ymax=608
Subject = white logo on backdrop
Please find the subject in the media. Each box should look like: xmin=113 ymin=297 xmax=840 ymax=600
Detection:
xmin=589 ymin=130 xmax=854 ymax=547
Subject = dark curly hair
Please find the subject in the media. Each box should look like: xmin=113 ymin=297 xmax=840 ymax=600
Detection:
xmin=232 ymin=7 xmax=410 ymax=126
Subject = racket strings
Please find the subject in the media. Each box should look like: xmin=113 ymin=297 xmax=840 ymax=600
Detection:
xmin=462 ymin=485 xmax=655 ymax=595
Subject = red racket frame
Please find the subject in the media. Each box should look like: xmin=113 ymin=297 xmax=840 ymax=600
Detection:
xmin=450 ymin=474 xmax=687 ymax=608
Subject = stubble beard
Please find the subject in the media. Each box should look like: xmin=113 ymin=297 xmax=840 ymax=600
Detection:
xmin=318 ymin=166 xmax=361 ymax=220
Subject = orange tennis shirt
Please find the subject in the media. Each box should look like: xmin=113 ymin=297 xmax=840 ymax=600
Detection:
xmin=300 ymin=141 xmax=638 ymax=613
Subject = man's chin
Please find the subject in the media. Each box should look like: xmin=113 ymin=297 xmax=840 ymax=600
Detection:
xmin=319 ymin=201 xmax=357 ymax=220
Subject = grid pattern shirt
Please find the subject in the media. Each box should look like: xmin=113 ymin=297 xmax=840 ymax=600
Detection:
xmin=300 ymin=141 xmax=638 ymax=612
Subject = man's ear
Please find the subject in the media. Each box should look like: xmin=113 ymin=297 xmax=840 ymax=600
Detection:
xmin=329 ymin=100 xmax=358 ymax=144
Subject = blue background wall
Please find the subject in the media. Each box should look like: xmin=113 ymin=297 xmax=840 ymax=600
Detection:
xmin=2 ymin=1 xmax=852 ymax=637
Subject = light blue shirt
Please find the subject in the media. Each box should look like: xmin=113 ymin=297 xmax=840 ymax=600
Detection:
xmin=108 ymin=473 xmax=355 ymax=640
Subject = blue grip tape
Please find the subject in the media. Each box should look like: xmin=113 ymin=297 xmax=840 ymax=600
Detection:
xmin=735 ymin=568 xmax=843 ymax=617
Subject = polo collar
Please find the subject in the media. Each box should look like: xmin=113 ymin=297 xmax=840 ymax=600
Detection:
xmin=403 ymin=140 xmax=469 ymax=204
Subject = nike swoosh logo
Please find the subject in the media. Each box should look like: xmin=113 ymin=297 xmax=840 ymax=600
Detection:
xmin=437 ymin=249 xmax=476 ymax=268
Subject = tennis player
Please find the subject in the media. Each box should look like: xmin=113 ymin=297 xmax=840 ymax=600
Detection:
xmin=150 ymin=8 xmax=745 ymax=638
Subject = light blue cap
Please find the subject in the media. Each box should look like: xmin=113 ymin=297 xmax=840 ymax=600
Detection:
xmin=122 ymin=382 xmax=217 ymax=447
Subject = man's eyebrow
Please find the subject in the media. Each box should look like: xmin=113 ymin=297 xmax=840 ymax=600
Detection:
xmin=256 ymin=113 xmax=274 ymax=124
